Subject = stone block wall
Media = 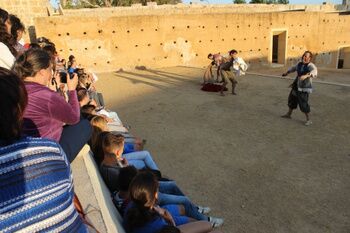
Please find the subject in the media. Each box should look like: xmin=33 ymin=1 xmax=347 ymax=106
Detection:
xmin=0 ymin=0 xmax=51 ymax=28
xmin=1 ymin=1 xmax=350 ymax=71
xmin=33 ymin=9 xmax=350 ymax=72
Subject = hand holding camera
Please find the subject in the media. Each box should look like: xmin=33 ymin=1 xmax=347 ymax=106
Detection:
xmin=67 ymin=73 xmax=78 ymax=91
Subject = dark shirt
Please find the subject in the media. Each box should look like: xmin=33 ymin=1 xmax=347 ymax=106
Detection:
xmin=99 ymin=161 xmax=121 ymax=192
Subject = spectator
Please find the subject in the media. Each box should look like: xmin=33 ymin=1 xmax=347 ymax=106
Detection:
xmin=89 ymin=115 xmax=144 ymax=153
xmin=101 ymin=157 xmax=223 ymax=228
xmin=13 ymin=48 xmax=91 ymax=162
xmin=68 ymin=54 xmax=76 ymax=69
xmin=0 ymin=67 xmax=87 ymax=232
xmin=102 ymin=132 xmax=159 ymax=171
xmin=124 ymin=171 xmax=190 ymax=233
xmin=9 ymin=14 xmax=25 ymax=54
xmin=0 ymin=8 xmax=11 ymax=33
xmin=124 ymin=172 xmax=222 ymax=233
xmin=0 ymin=8 xmax=16 ymax=69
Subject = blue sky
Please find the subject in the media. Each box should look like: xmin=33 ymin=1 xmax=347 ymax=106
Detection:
xmin=50 ymin=0 xmax=343 ymax=8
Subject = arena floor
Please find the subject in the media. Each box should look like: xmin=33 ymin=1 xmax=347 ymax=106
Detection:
xmin=95 ymin=66 xmax=350 ymax=233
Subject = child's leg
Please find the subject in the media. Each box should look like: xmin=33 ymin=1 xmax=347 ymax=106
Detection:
xmin=158 ymin=192 xmax=208 ymax=221
xmin=123 ymin=150 xmax=158 ymax=170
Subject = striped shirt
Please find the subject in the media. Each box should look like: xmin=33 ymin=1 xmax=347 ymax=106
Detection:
xmin=0 ymin=137 xmax=87 ymax=233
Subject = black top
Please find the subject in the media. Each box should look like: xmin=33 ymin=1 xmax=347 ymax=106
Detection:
xmin=99 ymin=161 xmax=121 ymax=193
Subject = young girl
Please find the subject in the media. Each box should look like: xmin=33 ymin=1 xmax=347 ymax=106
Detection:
xmin=124 ymin=171 xmax=189 ymax=233
xmin=124 ymin=172 xmax=222 ymax=233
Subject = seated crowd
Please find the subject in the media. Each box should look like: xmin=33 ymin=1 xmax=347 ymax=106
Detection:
xmin=0 ymin=7 xmax=224 ymax=233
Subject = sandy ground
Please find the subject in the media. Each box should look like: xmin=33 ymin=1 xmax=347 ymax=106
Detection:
xmin=95 ymin=66 xmax=350 ymax=233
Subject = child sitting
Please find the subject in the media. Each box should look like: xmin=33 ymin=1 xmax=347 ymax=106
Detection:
xmin=89 ymin=115 xmax=144 ymax=158
xmin=124 ymin=171 xmax=223 ymax=233
xmin=101 ymin=132 xmax=158 ymax=171
xmin=108 ymin=166 xmax=223 ymax=229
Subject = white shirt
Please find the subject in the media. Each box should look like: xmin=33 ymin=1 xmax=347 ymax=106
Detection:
xmin=231 ymin=57 xmax=248 ymax=76
xmin=0 ymin=42 xmax=15 ymax=69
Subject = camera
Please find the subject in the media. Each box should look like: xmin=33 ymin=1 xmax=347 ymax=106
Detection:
xmin=59 ymin=72 xmax=72 ymax=83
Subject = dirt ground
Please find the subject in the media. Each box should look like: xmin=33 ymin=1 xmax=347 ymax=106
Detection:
xmin=95 ymin=66 xmax=350 ymax=233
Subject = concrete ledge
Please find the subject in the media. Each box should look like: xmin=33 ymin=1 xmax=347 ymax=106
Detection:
xmin=80 ymin=145 xmax=126 ymax=233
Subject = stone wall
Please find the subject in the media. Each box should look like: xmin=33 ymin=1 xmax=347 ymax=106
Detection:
xmin=0 ymin=0 xmax=52 ymax=41
xmin=1 ymin=1 xmax=349 ymax=71
xmin=0 ymin=0 xmax=52 ymax=26
xmin=33 ymin=6 xmax=350 ymax=72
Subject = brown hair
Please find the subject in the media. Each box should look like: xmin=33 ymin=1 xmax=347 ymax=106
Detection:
xmin=125 ymin=171 xmax=159 ymax=232
xmin=0 ymin=8 xmax=9 ymax=24
xmin=102 ymin=132 xmax=124 ymax=156
xmin=0 ymin=67 xmax=27 ymax=144
xmin=9 ymin=14 xmax=25 ymax=42
xmin=81 ymin=104 xmax=96 ymax=114
xmin=77 ymin=88 xmax=88 ymax=102
xmin=13 ymin=48 xmax=51 ymax=79
xmin=303 ymin=51 xmax=313 ymax=59
xmin=0 ymin=21 xmax=17 ymax=57
xmin=91 ymin=115 xmax=107 ymax=130
xmin=90 ymin=131 xmax=109 ymax=166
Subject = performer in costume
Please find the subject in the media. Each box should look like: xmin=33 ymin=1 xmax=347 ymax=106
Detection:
xmin=281 ymin=51 xmax=318 ymax=126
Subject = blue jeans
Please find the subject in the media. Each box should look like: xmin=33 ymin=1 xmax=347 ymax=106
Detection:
xmin=158 ymin=181 xmax=208 ymax=221
xmin=122 ymin=150 xmax=158 ymax=171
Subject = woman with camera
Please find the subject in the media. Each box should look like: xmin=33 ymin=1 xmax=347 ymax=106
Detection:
xmin=13 ymin=48 xmax=91 ymax=162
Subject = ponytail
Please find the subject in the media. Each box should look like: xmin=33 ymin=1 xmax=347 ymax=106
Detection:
xmin=13 ymin=48 xmax=51 ymax=79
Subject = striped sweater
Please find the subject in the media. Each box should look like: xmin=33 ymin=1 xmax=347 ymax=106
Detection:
xmin=0 ymin=137 xmax=87 ymax=233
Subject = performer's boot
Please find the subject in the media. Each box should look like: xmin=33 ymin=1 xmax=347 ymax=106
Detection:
xmin=220 ymin=83 xmax=226 ymax=96
xmin=232 ymin=82 xmax=237 ymax=95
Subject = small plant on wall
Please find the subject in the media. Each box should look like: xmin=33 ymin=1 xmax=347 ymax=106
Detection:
xmin=249 ymin=0 xmax=289 ymax=3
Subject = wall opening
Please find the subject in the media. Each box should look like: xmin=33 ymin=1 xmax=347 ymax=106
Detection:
xmin=337 ymin=46 xmax=350 ymax=69
xmin=271 ymin=30 xmax=287 ymax=65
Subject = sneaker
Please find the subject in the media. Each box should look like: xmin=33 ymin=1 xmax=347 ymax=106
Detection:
xmin=209 ymin=216 xmax=224 ymax=228
xmin=197 ymin=206 xmax=211 ymax=215
xmin=305 ymin=120 xmax=312 ymax=126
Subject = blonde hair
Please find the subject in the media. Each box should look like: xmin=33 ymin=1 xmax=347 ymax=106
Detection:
xmin=89 ymin=116 xmax=108 ymax=162
xmin=91 ymin=115 xmax=107 ymax=131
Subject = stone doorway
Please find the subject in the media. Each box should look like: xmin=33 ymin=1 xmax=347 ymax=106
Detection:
xmin=337 ymin=46 xmax=350 ymax=69
xmin=271 ymin=30 xmax=287 ymax=65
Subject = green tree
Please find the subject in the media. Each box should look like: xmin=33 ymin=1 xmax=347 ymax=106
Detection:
xmin=249 ymin=0 xmax=288 ymax=3
xmin=234 ymin=0 xmax=246 ymax=3
xmin=61 ymin=0 xmax=181 ymax=7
